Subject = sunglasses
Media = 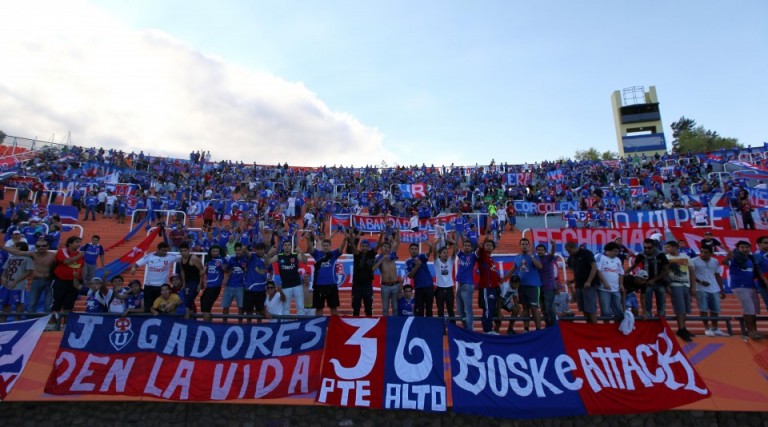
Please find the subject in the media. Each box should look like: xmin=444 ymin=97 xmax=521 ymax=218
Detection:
xmin=266 ymin=287 xmax=276 ymax=290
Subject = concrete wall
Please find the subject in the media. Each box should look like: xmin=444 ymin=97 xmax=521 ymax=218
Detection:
xmin=1 ymin=402 xmax=766 ymax=427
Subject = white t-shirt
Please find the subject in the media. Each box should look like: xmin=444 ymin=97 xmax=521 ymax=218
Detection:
xmin=136 ymin=253 xmax=182 ymax=286
xmin=596 ymin=254 xmax=623 ymax=292
xmin=691 ymin=257 xmax=720 ymax=294
xmin=692 ymin=210 xmax=708 ymax=226
xmin=265 ymin=293 xmax=285 ymax=321
xmin=433 ymin=257 xmax=455 ymax=288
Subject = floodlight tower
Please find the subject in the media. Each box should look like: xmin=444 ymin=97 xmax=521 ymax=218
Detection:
xmin=611 ymin=86 xmax=667 ymax=158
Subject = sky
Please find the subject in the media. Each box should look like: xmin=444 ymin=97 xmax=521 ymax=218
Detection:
xmin=0 ymin=1 xmax=766 ymax=167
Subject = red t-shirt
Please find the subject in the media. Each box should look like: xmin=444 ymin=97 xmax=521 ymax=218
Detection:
xmin=54 ymin=248 xmax=84 ymax=280
xmin=476 ymin=247 xmax=501 ymax=289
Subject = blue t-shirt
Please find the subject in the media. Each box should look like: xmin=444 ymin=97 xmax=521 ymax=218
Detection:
xmin=515 ymin=253 xmax=542 ymax=287
xmin=729 ymin=255 xmax=757 ymax=289
xmin=245 ymin=254 xmax=271 ymax=291
xmin=397 ymin=296 xmax=414 ymax=316
xmin=406 ymin=254 xmax=433 ymax=289
xmin=312 ymin=249 xmax=342 ymax=286
xmin=226 ymin=255 xmax=247 ymax=289
xmin=79 ymin=243 xmax=104 ymax=265
xmin=456 ymin=251 xmax=478 ymax=284
xmin=205 ymin=258 xmax=226 ymax=288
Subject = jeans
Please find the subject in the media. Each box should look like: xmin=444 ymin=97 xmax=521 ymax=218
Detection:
xmin=644 ymin=285 xmax=667 ymax=316
xmin=414 ymin=287 xmax=434 ymax=317
xmin=479 ymin=287 xmax=499 ymax=332
xmin=381 ymin=284 xmax=399 ymax=316
xmin=282 ymin=285 xmax=305 ymax=315
xmin=84 ymin=205 xmax=97 ymax=221
xmin=598 ymin=289 xmax=624 ymax=321
xmin=351 ymin=285 xmax=373 ymax=317
xmin=456 ymin=283 xmax=475 ymax=330
xmin=541 ymin=289 xmax=557 ymax=327
xmin=105 ymin=203 xmax=115 ymax=218
xmin=27 ymin=278 xmax=53 ymax=313
xmin=435 ymin=287 xmax=455 ymax=319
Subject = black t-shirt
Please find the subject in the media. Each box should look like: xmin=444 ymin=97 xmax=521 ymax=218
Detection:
xmin=699 ymin=238 xmax=722 ymax=253
xmin=352 ymin=250 xmax=377 ymax=287
xmin=567 ymin=248 xmax=600 ymax=289
xmin=634 ymin=251 xmax=670 ymax=281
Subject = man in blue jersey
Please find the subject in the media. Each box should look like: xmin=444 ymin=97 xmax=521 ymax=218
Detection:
xmin=221 ymin=243 xmax=247 ymax=323
xmin=242 ymin=242 xmax=272 ymax=321
xmin=507 ymin=238 xmax=543 ymax=331
xmin=456 ymin=236 xmax=478 ymax=330
xmin=79 ymin=235 xmax=105 ymax=285
xmin=406 ymin=241 xmax=434 ymax=317
xmin=307 ymin=232 xmax=348 ymax=316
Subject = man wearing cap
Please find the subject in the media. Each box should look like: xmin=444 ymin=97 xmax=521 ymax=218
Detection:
xmin=5 ymin=230 xmax=27 ymax=248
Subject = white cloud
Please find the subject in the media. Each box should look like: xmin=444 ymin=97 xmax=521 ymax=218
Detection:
xmin=0 ymin=1 xmax=394 ymax=166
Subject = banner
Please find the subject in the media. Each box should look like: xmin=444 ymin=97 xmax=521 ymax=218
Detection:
xmin=45 ymin=314 xmax=327 ymax=401
xmin=546 ymin=169 xmax=564 ymax=181
xmin=41 ymin=204 xmax=79 ymax=224
xmin=612 ymin=208 xmax=731 ymax=230
xmin=331 ymin=214 xmax=351 ymax=229
xmin=668 ymin=227 xmax=766 ymax=256
xmin=0 ymin=316 xmax=50 ymax=400
xmin=396 ymin=183 xmax=427 ymax=199
xmin=351 ymin=214 xmax=458 ymax=233
xmin=317 ymin=316 xmax=446 ymax=411
xmin=513 ymin=200 xmax=579 ymax=215
xmin=529 ymin=227 xmax=664 ymax=254
xmin=94 ymin=227 xmax=160 ymax=281
xmin=506 ymin=172 xmax=533 ymax=186
xmin=399 ymin=230 xmax=430 ymax=243
xmin=448 ymin=320 xmax=709 ymax=419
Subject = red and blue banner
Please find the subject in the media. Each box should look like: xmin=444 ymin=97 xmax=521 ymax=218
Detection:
xmin=0 ymin=316 xmax=50 ymax=400
xmin=95 ymin=227 xmax=160 ymax=280
xmin=399 ymin=230 xmax=430 ymax=243
xmin=351 ymin=214 xmax=459 ymax=233
xmin=331 ymin=214 xmax=351 ymax=229
xmin=397 ymin=183 xmax=427 ymax=199
xmin=448 ymin=319 xmax=709 ymax=419
xmin=512 ymin=200 xmax=579 ymax=215
xmin=612 ymin=208 xmax=731 ymax=230
xmin=42 ymin=204 xmax=79 ymax=224
xmin=45 ymin=314 xmax=327 ymax=401
xmin=546 ymin=169 xmax=564 ymax=181
xmin=506 ymin=172 xmax=533 ymax=186
xmin=317 ymin=316 xmax=446 ymax=411
xmin=529 ymin=227 xmax=664 ymax=254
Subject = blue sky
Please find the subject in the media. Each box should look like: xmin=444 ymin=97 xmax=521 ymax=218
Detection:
xmin=1 ymin=1 xmax=766 ymax=166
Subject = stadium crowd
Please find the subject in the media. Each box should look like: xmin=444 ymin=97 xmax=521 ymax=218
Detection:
xmin=0 ymin=143 xmax=765 ymax=340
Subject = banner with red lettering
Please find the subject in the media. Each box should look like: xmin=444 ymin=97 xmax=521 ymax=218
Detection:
xmin=448 ymin=319 xmax=710 ymax=419
xmin=317 ymin=316 xmax=446 ymax=412
xmin=351 ymin=214 xmax=459 ymax=233
xmin=529 ymin=227 xmax=664 ymax=254
xmin=45 ymin=314 xmax=327 ymax=401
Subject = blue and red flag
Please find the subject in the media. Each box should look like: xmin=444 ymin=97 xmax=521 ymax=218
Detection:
xmin=397 ymin=183 xmax=427 ymax=199
xmin=331 ymin=214 xmax=351 ymax=229
xmin=45 ymin=314 xmax=327 ymax=401
xmin=45 ymin=205 xmax=79 ymax=224
xmin=448 ymin=319 xmax=709 ymax=419
xmin=95 ymin=227 xmax=160 ymax=280
xmin=0 ymin=316 xmax=50 ymax=400
xmin=546 ymin=169 xmax=564 ymax=181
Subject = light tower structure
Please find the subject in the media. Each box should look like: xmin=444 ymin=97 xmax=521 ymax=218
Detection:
xmin=611 ymin=86 xmax=667 ymax=158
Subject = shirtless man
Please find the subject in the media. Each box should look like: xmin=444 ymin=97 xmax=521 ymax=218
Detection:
xmin=1 ymin=238 xmax=56 ymax=313
xmin=372 ymin=229 xmax=400 ymax=316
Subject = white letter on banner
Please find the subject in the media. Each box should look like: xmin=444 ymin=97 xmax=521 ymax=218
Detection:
xmin=67 ymin=315 xmax=104 ymax=348
xmin=578 ymin=349 xmax=609 ymax=393
xmin=654 ymin=332 xmax=684 ymax=390
xmin=452 ymin=340 xmax=486 ymax=395
xmin=71 ymin=354 xmax=109 ymax=392
xmin=431 ymin=386 xmax=447 ymax=411
xmin=138 ymin=318 xmax=161 ymax=349
xmin=506 ymin=354 xmax=533 ymax=397
xmin=221 ymin=327 xmax=244 ymax=359
xmin=144 ymin=356 xmax=165 ymax=397
xmin=300 ymin=317 xmax=325 ymax=351
xmin=162 ymin=359 xmax=194 ymax=399
xmin=554 ymin=354 xmax=582 ymax=391
xmin=487 ymin=355 xmax=508 ymax=397
xmin=211 ymin=363 xmax=238 ymax=400
xmin=318 ymin=378 xmax=335 ymax=403
xmin=100 ymin=357 xmax=135 ymax=393
xmin=619 ymin=349 xmax=651 ymax=390
xmin=245 ymin=327 xmax=272 ymax=358
xmin=530 ymin=357 xmax=563 ymax=397
xmin=655 ymin=332 xmax=708 ymax=394
xmin=385 ymin=384 xmax=401 ymax=408
xmin=273 ymin=322 xmax=300 ymax=357
xmin=190 ymin=326 xmax=215 ymax=358
xmin=254 ymin=359 xmax=283 ymax=398
xmin=329 ymin=318 xmax=379 ymax=380
xmin=394 ymin=317 xmax=432 ymax=383
xmin=237 ymin=365 xmax=250 ymax=399
xmin=288 ymin=354 xmax=310 ymax=395
xmin=636 ymin=344 xmax=663 ymax=383
xmin=53 ymin=351 xmax=76 ymax=386
xmin=163 ymin=323 xmax=188 ymax=356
